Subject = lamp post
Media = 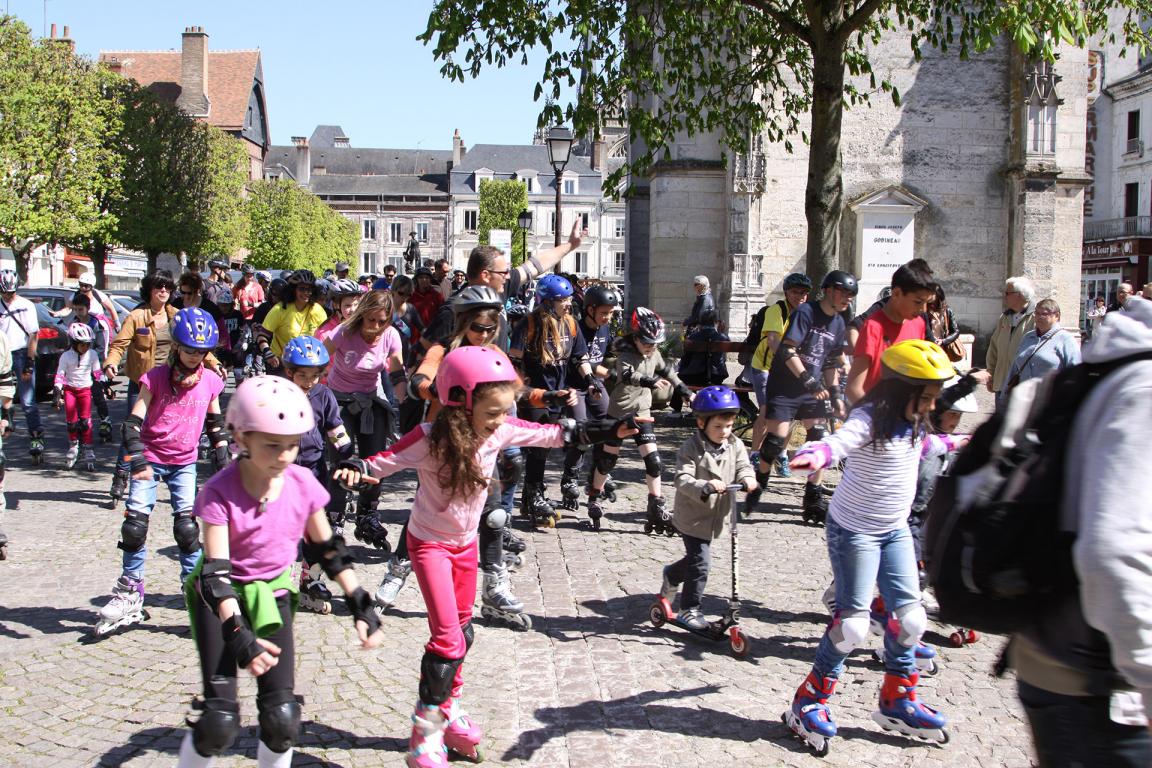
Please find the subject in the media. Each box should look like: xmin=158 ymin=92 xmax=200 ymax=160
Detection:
xmin=546 ymin=126 xmax=574 ymax=249
xmin=517 ymin=209 xmax=532 ymax=265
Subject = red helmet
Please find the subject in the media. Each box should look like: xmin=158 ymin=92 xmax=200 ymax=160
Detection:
xmin=437 ymin=346 xmax=520 ymax=409
xmin=630 ymin=307 xmax=666 ymax=344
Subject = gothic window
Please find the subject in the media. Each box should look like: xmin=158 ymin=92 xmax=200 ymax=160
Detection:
xmin=1024 ymin=60 xmax=1061 ymax=158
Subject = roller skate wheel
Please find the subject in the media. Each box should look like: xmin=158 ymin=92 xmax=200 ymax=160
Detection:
xmin=949 ymin=631 xmax=966 ymax=648
xmin=648 ymin=603 xmax=666 ymax=627
xmin=644 ymin=523 xmax=654 ymax=534
xmin=542 ymin=517 xmax=555 ymax=529
xmin=591 ymin=517 xmax=601 ymax=531
xmin=781 ymin=711 xmax=830 ymax=757
xmin=0 ymin=543 xmax=7 ymax=561
xmin=729 ymin=628 xmax=749 ymax=657
xmin=921 ymin=659 xmax=939 ymax=676
xmin=664 ymin=526 xmax=676 ymax=537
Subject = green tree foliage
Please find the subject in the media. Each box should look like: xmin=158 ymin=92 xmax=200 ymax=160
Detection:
xmin=422 ymin=1 xmax=1152 ymax=280
xmin=0 ymin=16 xmax=115 ymax=283
xmin=189 ymin=126 xmax=250 ymax=264
xmin=478 ymin=178 xmax=529 ymax=266
xmin=246 ymin=180 xmax=356 ymax=274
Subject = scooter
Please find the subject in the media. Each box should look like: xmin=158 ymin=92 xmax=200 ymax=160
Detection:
xmin=649 ymin=484 xmax=749 ymax=658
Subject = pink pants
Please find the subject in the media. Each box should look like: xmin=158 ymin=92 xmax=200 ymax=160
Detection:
xmin=408 ymin=531 xmax=477 ymax=697
xmin=64 ymin=386 xmax=93 ymax=445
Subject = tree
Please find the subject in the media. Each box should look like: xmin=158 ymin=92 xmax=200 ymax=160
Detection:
xmin=477 ymin=178 xmax=529 ymax=266
xmin=246 ymin=180 xmax=357 ymax=274
xmin=0 ymin=16 xmax=115 ymax=283
xmin=187 ymin=127 xmax=250 ymax=266
xmin=422 ymin=2 xmax=1152 ymax=281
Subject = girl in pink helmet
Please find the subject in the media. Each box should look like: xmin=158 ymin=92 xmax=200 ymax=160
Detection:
xmin=334 ymin=346 xmax=640 ymax=768
xmin=177 ymin=376 xmax=383 ymax=768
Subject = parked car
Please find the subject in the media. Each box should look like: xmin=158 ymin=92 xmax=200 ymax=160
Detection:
xmin=107 ymin=290 xmax=142 ymax=318
xmin=19 ymin=286 xmax=129 ymax=328
xmin=28 ymin=302 xmax=69 ymax=401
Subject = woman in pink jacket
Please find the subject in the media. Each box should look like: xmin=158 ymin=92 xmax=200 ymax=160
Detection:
xmin=335 ymin=346 xmax=637 ymax=767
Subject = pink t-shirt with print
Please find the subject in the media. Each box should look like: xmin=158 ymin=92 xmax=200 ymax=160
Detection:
xmin=326 ymin=325 xmax=402 ymax=393
xmin=139 ymin=365 xmax=225 ymax=465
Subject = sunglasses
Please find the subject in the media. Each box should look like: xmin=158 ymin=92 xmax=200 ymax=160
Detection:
xmin=486 ymin=268 xmax=511 ymax=277
xmin=469 ymin=323 xmax=498 ymax=335
xmin=178 ymin=346 xmax=209 ymax=357
xmin=154 ymin=285 xmax=173 ymax=292
xmin=79 ymin=285 xmax=92 ymax=291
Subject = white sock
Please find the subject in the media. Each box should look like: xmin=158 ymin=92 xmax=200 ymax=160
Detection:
xmin=257 ymin=741 xmax=294 ymax=768
xmin=176 ymin=731 xmax=214 ymax=768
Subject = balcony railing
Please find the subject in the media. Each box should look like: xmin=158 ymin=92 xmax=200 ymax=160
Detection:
xmin=1083 ymin=216 xmax=1152 ymax=241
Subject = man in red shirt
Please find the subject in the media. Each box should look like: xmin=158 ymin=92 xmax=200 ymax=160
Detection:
xmin=232 ymin=264 xmax=265 ymax=321
xmin=845 ymin=258 xmax=935 ymax=403
xmin=409 ymin=265 xmax=444 ymax=330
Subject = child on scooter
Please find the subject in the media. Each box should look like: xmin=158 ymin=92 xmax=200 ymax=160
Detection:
xmin=659 ymin=385 xmax=757 ymax=630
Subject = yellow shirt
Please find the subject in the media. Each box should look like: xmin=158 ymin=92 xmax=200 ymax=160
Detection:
xmin=751 ymin=301 xmax=789 ymax=371
xmin=262 ymin=303 xmax=327 ymax=356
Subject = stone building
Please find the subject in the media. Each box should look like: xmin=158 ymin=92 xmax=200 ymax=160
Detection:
xmin=629 ymin=31 xmax=1091 ymax=339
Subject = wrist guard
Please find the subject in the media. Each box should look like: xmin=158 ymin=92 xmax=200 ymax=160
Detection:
xmin=636 ymin=375 xmax=660 ymax=389
xmin=561 ymin=417 xmax=629 ymax=449
xmin=222 ymin=613 xmax=263 ymax=668
xmin=542 ymin=390 xmax=567 ymax=407
xmin=199 ymin=558 xmax=237 ymax=614
xmin=261 ymin=347 xmax=275 ymax=360
xmin=122 ymin=414 xmax=149 ymax=473
xmin=801 ymin=373 xmax=824 ymax=395
xmin=388 ymin=370 xmax=407 ymax=386
xmin=22 ymin=359 xmax=33 ymax=375
xmin=676 ymin=383 xmax=694 ymax=401
xmin=301 ymin=534 xmax=355 ymax=580
xmin=345 ymin=586 xmax=381 ymax=636
xmin=205 ymin=412 xmax=227 ymax=446
xmin=335 ymin=457 xmax=371 ymax=490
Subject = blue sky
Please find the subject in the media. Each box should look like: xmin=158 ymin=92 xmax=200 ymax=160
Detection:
xmin=5 ymin=0 xmax=558 ymax=150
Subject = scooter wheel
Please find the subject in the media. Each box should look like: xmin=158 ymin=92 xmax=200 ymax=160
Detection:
xmin=949 ymin=631 xmax=965 ymax=648
xmin=649 ymin=603 xmax=666 ymax=628
xmin=966 ymin=629 xmax=980 ymax=644
xmin=729 ymin=628 xmax=749 ymax=658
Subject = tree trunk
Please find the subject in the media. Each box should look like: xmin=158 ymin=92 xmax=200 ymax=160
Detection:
xmin=91 ymin=242 xmax=109 ymax=290
xmin=14 ymin=245 xmax=32 ymax=287
xmin=145 ymin=249 xmax=159 ymax=275
xmin=804 ymin=39 xmax=848 ymax=284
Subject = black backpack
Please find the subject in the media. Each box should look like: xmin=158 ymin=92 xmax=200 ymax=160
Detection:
xmin=925 ymin=352 xmax=1152 ymax=634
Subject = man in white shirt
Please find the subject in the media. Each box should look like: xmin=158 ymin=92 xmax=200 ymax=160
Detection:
xmin=0 ymin=270 xmax=42 ymax=452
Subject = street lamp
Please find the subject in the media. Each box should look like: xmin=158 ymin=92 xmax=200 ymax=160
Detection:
xmin=517 ymin=209 xmax=532 ymax=265
xmin=546 ymin=126 xmax=574 ymax=249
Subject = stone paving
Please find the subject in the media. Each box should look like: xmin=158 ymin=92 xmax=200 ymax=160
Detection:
xmin=0 ymin=389 xmax=1037 ymax=767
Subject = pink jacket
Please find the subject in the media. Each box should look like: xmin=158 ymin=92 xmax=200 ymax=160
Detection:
xmin=364 ymin=417 xmax=563 ymax=546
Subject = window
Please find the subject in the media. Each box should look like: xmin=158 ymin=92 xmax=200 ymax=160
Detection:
xmin=614 ymin=251 xmax=626 ymax=275
xmin=463 ymin=209 xmax=478 ymax=232
xmin=1128 ymin=110 xmax=1141 ymax=142
xmin=389 ymin=223 xmax=402 ymax=243
xmin=415 ymin=222 xmax=429 ymax=242
xmin=362 ymin=219 xmax=377 ymax=240
xmin=385 ymin=254 xmax=404 ymax=272
xmin=580 ymin=212 xmax=590 ymax=231
xmin=361 ymin=252 xmax=377 ymax=274
xmin=563 ymin=177 xmax=577 ymax=195
xmin=1125 ymin=182 xmax=1140 ymax=218
xmin=614 ymin=218 xmax=626 ymax=238
xmin=572 ymin=252 xmax=587 ymax=273
xmin=524 ymin=177 xmax=536 ymax=193
xmin=549 ymin=211 xmax=557 ymax=234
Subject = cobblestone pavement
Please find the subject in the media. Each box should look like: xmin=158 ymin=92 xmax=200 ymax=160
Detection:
xmin=0 ymin=388 xmax=1036 ymax=767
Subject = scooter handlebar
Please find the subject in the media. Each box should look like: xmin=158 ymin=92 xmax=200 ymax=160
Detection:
xmin=700 ymin=483 xmax=745 ymax=500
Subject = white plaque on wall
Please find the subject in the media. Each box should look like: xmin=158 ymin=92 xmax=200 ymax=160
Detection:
xmin=849 ymin=186 xmax=927 ymax=305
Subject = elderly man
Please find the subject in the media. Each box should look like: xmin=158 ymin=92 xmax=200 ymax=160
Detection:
xmin=1002 ymin=298 xmax=1080 ymax=401
xmin=683 ymin=275 xmax=715 ymax=334
xmin=1108 ymin=282 xmax=1134 ymax=313
xmin=334 ymin=261 xmax=350 ymax=281
xmin=986 ymin=275 xmax=1037 ymax=396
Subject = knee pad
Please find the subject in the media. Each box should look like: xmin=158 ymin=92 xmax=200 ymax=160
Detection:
xmin=592 ymin=446 xmax=617 ymax=477
xmin=172 ymin=511 xmax=201 ymax=555
xmin=77 ymin=418 xmax=90 ymax=435
xmin=892 ymin=602 xmax=928 ymax=647
xmin=192 ymin=697 xmax=241 ymax=757
xmin=482 ymin=506 xmax=508 ymax=530
xmin=498 ymin=450 xmax=524 ymax=486
xmin=462 ymin=621 xmax=474 ymax=653
xmin=257 ymin=691 xmax=301 ymax=753
xmin=641 ymin=450 xmax=662 ymax=479
xmin=828 ymin=610 xmax=871 ymax=655
xmin=418 ymin=651 xmax=464 ymax=706
xmin=117 ymin=510 xmax=150 ymax=553
xmin=758 ymin=433 xmax=788 ymax=463
xmin=806 ymin=425 xmax=827 ymax=443
xmin=634 ymin=422 xmax=657 ymax=446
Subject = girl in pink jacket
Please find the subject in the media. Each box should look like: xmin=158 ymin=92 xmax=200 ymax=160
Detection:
xmin=335 ymin=346 xmax=636 ymax=768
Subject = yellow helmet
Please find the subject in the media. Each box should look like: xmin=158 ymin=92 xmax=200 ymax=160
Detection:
xmin=880 ymin=339 xmax=954 ymax=384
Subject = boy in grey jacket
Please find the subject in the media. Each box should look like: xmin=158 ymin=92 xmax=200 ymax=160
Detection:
xmin=660 ymin=386 xmax=758 ymax=630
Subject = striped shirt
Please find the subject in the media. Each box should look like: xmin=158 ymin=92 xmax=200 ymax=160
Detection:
xmin=797 ymin=406 xmax=959 ymax=534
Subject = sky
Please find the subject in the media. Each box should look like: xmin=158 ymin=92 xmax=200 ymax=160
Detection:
xmin=5 ymin=0 xmax=561 ymax=151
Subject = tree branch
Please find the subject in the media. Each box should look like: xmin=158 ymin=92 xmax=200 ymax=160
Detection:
xmin=736 ymin=0 xmax=814 ymax=45
xmin=837 ymin=0 xmax=888 ymax=41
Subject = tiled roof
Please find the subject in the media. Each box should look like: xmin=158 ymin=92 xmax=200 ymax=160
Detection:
xmin=454 ymin=144 xmax=599 ymax=177
xmin=98 ymin=49 xmax=262 ymax=131
xmin=309 ymin=125 xmax=348 ymax=148
xmin=265 ymin=145 xmax=452 ymax=177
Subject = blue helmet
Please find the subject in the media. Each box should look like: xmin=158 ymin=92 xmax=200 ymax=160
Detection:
xmin=282 ymin=335 xmax=329 ymax=368
xmin=692 ymin=385 xmax=741 ymax=416
xmin=172 ymin=307 xmax=219 ymax=350
xmin=372 ymin=277 xmax=392 ymax=291
xmin=535 ymin=274 xmax=573 ymax=302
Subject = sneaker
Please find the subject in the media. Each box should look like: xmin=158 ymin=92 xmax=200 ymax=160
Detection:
xmin=678 ymin=607 xmax=710 ymax=631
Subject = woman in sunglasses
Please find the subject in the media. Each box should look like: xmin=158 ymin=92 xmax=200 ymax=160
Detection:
xmin=257 ymin=270 xmax=326 ymax=371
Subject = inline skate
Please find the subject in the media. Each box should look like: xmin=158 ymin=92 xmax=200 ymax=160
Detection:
xmin=479 ymin=565 xmax=531 ymax=631
xmin=406 ymin=702 xmax=448 ymax=768
xmin=65 ymin=439 xmax=80 ymax=470
xmin=81 ymin=447 xmax=96 ymax=472
xmin=586 ymin=490 xmax=605 ymax=531
xmin=558 ymin=471 xmax=581 ymax=512
xmin=375 ymin=556 xmax=412 ymax=609
xmin=299 ymin=564 xmax=332 ymax=615
xmin=98 ymin=417 xmax=112 ymax=444
xmin=108 ymin=468 xmax=129 ymax=508
xmin=501 ymin=525 xmax=526 ymax=554
xmin=801 ymin=481 xmax=829 ymax=525
xmin=28 ymin=431 xmax=44 ymax=465
xmin=600 ymin=474 xmax=617 ymax=503
xmin=0 ymin=523 xmax=8 ymax=561
xmin=871 ymin=672 xmax=949 ymax=744
xmin=521 ymin=483 xmax=557 ymax=528
xmin=644 ymin=494 xmax=674 ymax=536
xmin=782 ymin=670 xmax=837 ymax=757
xmin=354 ymin=511 xmax=391 ymax=552
xmin=741 ymin=468 xmax=770 ymax=518
xmin=94 ymin=575 xmax=149 ymax=636
xmin=441 ymin=697 xmax=484 ymax=763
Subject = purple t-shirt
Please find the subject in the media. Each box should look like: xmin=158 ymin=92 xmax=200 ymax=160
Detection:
xmin=326 ymin=325 xmax=402 ymax=393
xmin=195 ymin=463 xmax=331 ymax=582
xmin=139 ymin=366 xmax=226 ymax=466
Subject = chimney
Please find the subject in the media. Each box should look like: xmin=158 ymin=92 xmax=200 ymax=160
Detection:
xmin=452 ymin=129 xmax=464 ymax=168
xmin=590 ymin=137 xmax=605 ymax=172
xmin=291 ymin=136 xmax=311 ymax=187
xmin=176 ymin=26 xmax=210 ymax=117
xmin=49 ymin=23 xmax=56 ymax=38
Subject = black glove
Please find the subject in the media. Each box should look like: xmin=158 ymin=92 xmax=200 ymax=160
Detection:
xmin=212 ymin=444 xmax=231 ymax=472
xmin=562 ymin=417 xmax=631 ymax=448
xmin=801 ymin=373 xmax=825 ymax=396
xmin=636 ymin=375 xmax=660 ymax=389
xmin=335 ymin=457 xmax=371 ymax=491
xmin=222 ymin=614 xmax=264 ymax=668
xmin=345 ymin=587 xmax=381 ymax=636
xmin=542 ymin=390 xmax=568 ymax=407
xmin=102 ymin=380 xmax=116 ymax=401
xmin=586 ymin=382 xmax=602 ymax=401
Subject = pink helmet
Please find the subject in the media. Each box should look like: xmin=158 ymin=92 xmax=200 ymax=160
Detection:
xmin=437 ymin=346 xmax=520 ymax=409
xmin=225 ymin=375 xmax=315 ymax=435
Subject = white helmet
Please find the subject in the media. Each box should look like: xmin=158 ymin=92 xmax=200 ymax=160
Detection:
xmin=67 ymin=323 xmax=94 ymax=343
xmin=77 ymin=273 xmax=96 ymax=287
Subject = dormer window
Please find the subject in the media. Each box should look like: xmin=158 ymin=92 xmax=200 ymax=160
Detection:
xmin=516 ymin=169 xmax=539 ymax=194
xmin=474 ymin=167 xmax=494 ymax=191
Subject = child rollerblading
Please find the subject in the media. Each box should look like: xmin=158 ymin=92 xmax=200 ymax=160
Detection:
xmin=54 ymin=323 xmax=102 ymax=472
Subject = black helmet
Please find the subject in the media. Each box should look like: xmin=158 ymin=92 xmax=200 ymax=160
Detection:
xmin=267 ymin=278 xmax=287 ymax=298
xmin=414 ymin=266 xmax=434 ymax=278
xmin=783 ymin=272 xmax=813 ymax=291
xmin=208 ymin=258 xmax=229 ymax=270
xmin=821 ymin=270 xmax=858 ymax=296
xmin=240 ymin=263 xmax=255 ymax=275
xmin=451 ymin=285 xmax=504 ymax=315
xmin=583 ymin=284 xmax=621 ymax=311
xmin=288 ymin=269 xmax=316 ymax=286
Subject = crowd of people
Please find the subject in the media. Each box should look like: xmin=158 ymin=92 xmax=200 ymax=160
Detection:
xmin=0 ymin=232 xmax=1147 ymax=767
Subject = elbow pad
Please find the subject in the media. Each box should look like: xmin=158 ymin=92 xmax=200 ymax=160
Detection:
xmin=561 ymin=417 xmax=629 ymax=449
xmin=199 ymin=558 xmax=238 ymax=614
xmin=121 ymin=414 xmax=149 ymax=472
xmin=301 ymin=534 xmax=355 ymax=580
xmin=205 ymin=411 xmax=227 ymax=446
xmin=777 ymin=344 xmax=799 ymax=366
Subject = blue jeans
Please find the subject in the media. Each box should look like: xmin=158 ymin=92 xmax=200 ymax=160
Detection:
xmin=10 ymin=349 xmax=41 ymax=435
xmin=122 ymin=462 xmax=199 ymax=580
xmin=114 ymin=380 xmax=142 ymax=474
xmin=500 ymin=446 xmax=521 ymax=513
xmin=813 ymin=519 xmax=921 ymax=680
xmin=1018 ymin=680 xmax=1151 ymax=767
